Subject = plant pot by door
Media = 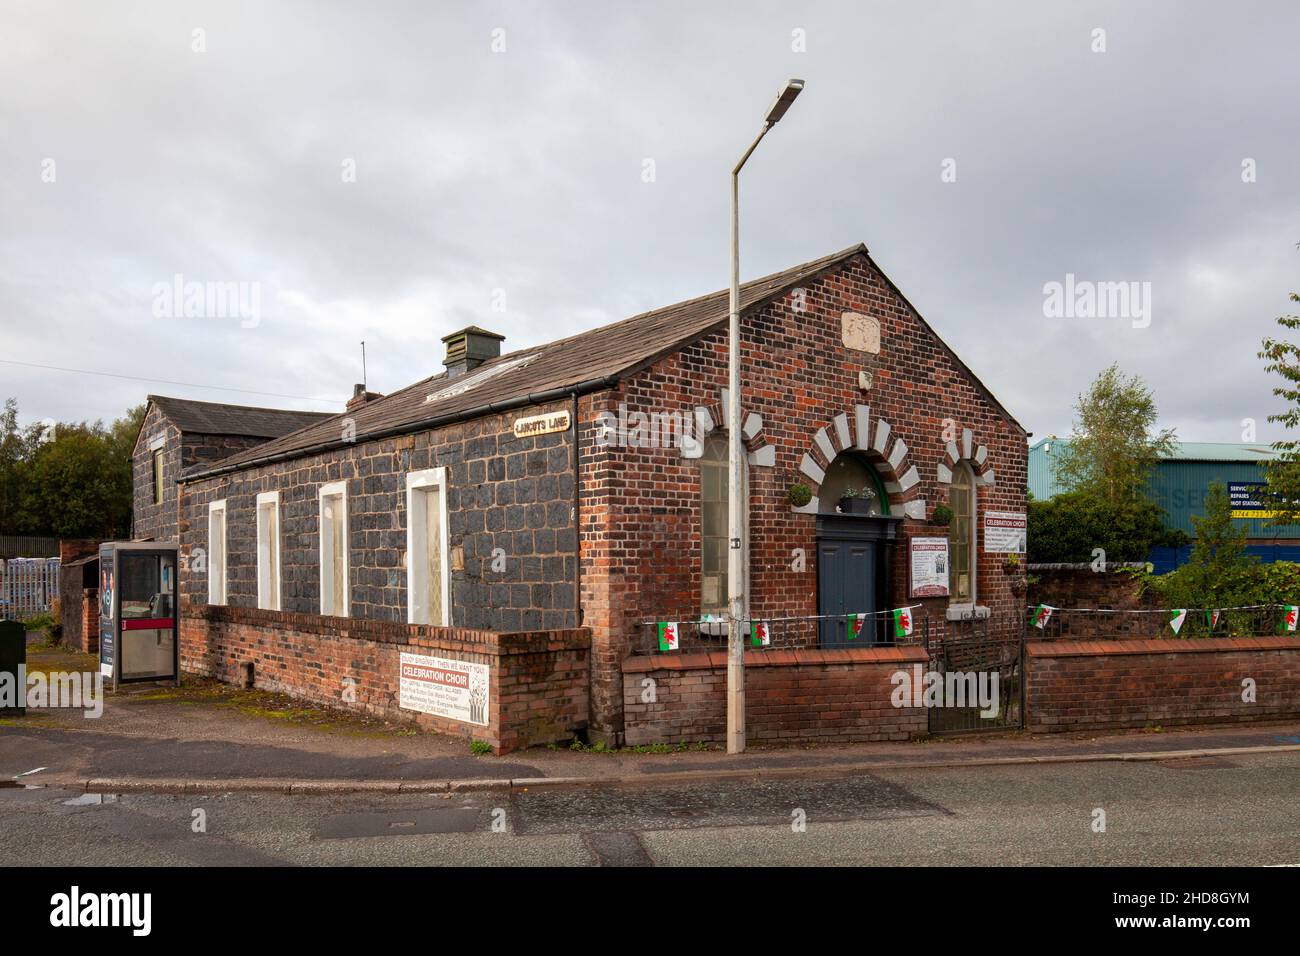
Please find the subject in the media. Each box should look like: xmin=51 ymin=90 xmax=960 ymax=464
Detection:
xmin=839 ymin=497 xmax=876 ymax=516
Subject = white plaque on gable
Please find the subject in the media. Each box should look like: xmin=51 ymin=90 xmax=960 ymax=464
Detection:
xmin=842 ymin=312 xmax=880 ymax=354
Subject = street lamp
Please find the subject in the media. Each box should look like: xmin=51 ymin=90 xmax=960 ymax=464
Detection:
xmin=726 ymin=78 xmax=804 ymax=755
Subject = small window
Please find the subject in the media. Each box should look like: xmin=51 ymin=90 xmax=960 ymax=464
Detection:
xmin=256 ymin=491 xmax=281 ymax=611
xmin=319 ymin=482 xmax=349 ymax=617
xmin=208 ymin=500 xmax=227 ymax=605
xmin=406 ymin=469 xmax=449 ymax=625
xmin=700 ymin=433 xmax=729 ymax=614
xmin=152 ymin=449 xmax=164 ymax=505
xmin=950 ymin=464 xmax=976 ymax=603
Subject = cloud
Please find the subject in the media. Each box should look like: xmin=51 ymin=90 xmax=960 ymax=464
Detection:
xmin=1 ymin=0 xmax=1297 ymax=443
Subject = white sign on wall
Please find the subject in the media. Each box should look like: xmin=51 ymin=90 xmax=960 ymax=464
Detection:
xmin=399 ymin=652 xmax=490 ymax=726
xmin=910 ymin=537 xmax=950 ymax=598
xmin=984 ymin=511 xmax=1028 ymax=553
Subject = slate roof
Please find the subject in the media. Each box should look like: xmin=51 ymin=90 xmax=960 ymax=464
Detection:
xmin=183 ymin=243 xmax=1022 ymax=480
xmin=148 ymin=395 xmax=333 ymax=439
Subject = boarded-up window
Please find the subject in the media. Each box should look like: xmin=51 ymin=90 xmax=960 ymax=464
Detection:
xmin=406 ymin=469 xmax=449 ymax=626
xmin=319 ymin=483 xmax=348 ymax=617
xmin=256 ymin=492 xmax=280 ymax=611
xmin=208 ymin=501 xmax=227 ymax=605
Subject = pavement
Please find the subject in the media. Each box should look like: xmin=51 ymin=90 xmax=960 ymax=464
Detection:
xmin=7 ymin=641 xmax=1300 ymax=795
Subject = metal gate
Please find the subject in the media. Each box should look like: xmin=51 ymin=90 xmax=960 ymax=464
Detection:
xmin=924 ymin=614 xmax=1024 ymax=733
xmin=0 ymin=557 xmax=61 ymax=621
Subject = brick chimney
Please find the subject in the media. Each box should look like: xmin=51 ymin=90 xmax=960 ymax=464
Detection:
xmin=442 ymin=326 xmax=505 ymax=378
xmin=346 ymin=383 xmax=384 ymax=410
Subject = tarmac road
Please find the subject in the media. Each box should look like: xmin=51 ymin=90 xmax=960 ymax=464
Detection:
xmin=4 ymin=750 xmax=1298 ymax=866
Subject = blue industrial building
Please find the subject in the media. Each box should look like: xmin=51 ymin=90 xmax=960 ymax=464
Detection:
xmin=1028 ymin=438 xmax=1300 ymax=572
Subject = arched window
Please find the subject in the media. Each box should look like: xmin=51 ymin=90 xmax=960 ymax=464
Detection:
xmin=818 ymin=452 xmax=890 ymax=515
xmin=949 ymin=462 xmax=976 ymax=602
xmin=700 ymin=432 xmax=729 ymax=614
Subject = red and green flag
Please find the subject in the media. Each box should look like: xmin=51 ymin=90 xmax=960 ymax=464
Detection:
xmin=656 ymin=621 xmax=680 ymax=652
xmin=1283 ymin=606 xmax=1299 ymax=633
xmin=1169 ymin=609 xmax=1188 ymax=635
xmin=846 ymin=613 xmax=867 ymax=641
xmin=1030 ymin=604 xmax=1054 ymax=629
xmin=1205 ymin=609 xmax=1221 ymax=631
xmin=892 ymin=607 xmax=914 ymax=639
xmin=749 ymin=621 xmax=770 ymax=647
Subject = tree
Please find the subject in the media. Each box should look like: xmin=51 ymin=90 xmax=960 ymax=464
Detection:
xmin=0 ymin=399 xmax=24 ymax=532
xmin=0 ymin=400 xmax=143 ymax=539
xmin=1258 ymin=273 xmax=1300 ymax=526
xmin=1053 ymin=364 xmax=1177 ymax=504
xmin=1027 ymin=491 xmax=1186 ymax=564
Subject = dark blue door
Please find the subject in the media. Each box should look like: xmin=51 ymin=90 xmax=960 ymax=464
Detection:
xmin=818 ymin=537 xmax=877 ymax=646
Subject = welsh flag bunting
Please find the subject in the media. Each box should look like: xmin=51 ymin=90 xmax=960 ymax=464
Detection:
xmin=1030 ymin=604 xmax=1054 ymax=629
xmin=1205 ymin=609 xmax=1221 ymax=631
xmin=656 ymin=621 xmax=679 ymax=652
xmin=892 ymin=607 xmax=914 ymax=639
xmin=749 ymin=621 xmax=771 ymax=647
xmin=846 ymin=613 xmax=867 ymax=641
xmin=1169 ymin=609 xmax=1188 ymax=635
xmin=1284 ymin=606 xmax=1299 ymax=633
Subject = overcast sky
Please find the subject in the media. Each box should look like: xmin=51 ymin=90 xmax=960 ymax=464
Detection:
xmin=2 ymin=0 xmax=1298 ymax=444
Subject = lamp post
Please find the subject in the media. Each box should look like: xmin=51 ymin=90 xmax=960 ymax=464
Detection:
xmin=727 ymin=79 xmax=804 ymax=755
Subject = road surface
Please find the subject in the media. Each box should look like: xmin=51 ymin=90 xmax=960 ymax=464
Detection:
xmin=4 ymin=751 xmax=1298 ymax=866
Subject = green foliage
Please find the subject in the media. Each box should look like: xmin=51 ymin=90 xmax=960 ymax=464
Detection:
xmin=469 ymin=739 xmax=492 ymax=755
xmin=930 ymin=502 xmax=953 ymax=525
xmin=1027 ymin=491 xmax=1186 ymax=563
xmin=23 ymin=610 xmax=59 ymax=642
xmin=1259 ymin=277 xmax=1300 ymax=526
xmin=787 ymin=482 xmax=812 ymax=507
xmin=0 ymin=398 xmax=143 ymax=538
xmin=1142 ymin=560 xmax=1300 ymax=619
xmin=1053 ymin=364 xmax=1176 ymax=504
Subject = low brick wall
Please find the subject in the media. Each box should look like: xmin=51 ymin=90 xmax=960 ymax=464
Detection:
xmin=1026 ymin=637 xmax=1300 ymax=733
xmin=622 ymin=646 xmax=930 ymax=746
xmin=181 ymin=602 xmax=589 ymax=754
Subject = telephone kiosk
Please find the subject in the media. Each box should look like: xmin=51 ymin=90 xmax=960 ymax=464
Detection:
xmin=98 ymin=542 xmax=179 ymax=691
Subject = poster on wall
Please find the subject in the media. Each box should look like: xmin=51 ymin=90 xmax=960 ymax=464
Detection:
xmin=910 ymin=537 xmax=950 ymax=598
xmin=399 ymin=652 xmax=490 ymax=726
xmin=98 ymin=545 xmax=115 ymax=679
xmin=983 ymin=511 xmax=1027 ymax=553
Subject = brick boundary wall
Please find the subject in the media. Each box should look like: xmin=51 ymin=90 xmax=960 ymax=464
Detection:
xmin=622 ymin=646 xmax=930 ymax=746
xmin=1025 ymin=637 xmax=1300 ymax=733
xmin=180 ymin=602 xmax=589 ymax=754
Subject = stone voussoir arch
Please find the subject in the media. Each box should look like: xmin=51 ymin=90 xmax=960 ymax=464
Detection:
xmin=677 ymin=388 xmax=776 ymax=468
xmin=935 ymin=427 xmax=996 ymax=487
xmin=792 ymin=404 xmax=926 ymax=519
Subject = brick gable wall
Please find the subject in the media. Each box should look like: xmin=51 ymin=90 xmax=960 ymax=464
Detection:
xmin=579 ymin=252 xmax=1027 ymax=741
